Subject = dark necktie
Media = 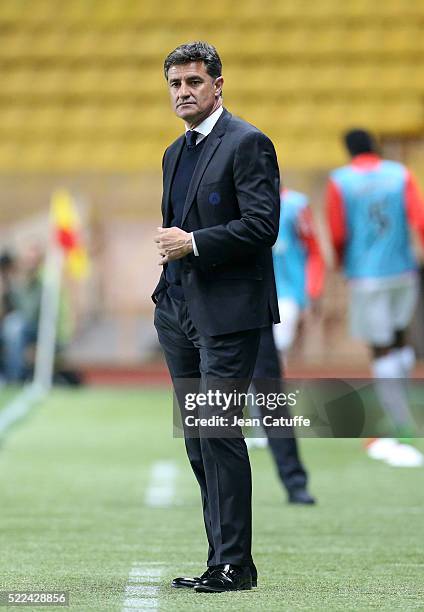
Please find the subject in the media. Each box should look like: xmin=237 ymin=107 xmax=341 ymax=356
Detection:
xmin=186 ymin=130 xmax=199 ymax=149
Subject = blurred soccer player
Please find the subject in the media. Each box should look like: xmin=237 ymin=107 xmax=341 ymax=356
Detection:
xmin=250 ymin=326 xmax=316 ymax=504
xmin=248 ymin=189 xmax=324 ymax=503
xmin=273 ymin=188 xmax=325 ymax=359
xmin=326 ymin=128 xmax=424 ymax=467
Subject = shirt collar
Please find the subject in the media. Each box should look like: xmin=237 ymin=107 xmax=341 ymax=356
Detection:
xmin=351 ymin=153 xmax=381 ymax=168
xmin=185 ymin=106 xmax=223 ymax=138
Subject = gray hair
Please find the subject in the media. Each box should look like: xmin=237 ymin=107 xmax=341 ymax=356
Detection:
xmin=164 ymin=41 xmax=222 ymax=80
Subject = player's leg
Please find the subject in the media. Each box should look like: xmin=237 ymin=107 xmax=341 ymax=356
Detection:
xmin=273 ymin=298 xmax=300 ymax=360
xmin=351 ymin=282 xmax=422 ymax=465
xmin=391 ymin=277 xmax=419 ymax=378
xmin=1 ymin=311 xmax=27 ymax=381
xmin=373 ymin=328 xmax=423 ymax=467
xmin=371 ymin=343 xmax=414 ymax=433
xmin=393 ymin=329 xmax=416 ymax=377
xmin=383 ymin=279 xmax=424 ymax=465
xmin=350 ymin=283 xmax=411 ymax=430
xmin=252 ymin=326 xmax=313 ymax=503
xmin=367 ymin=333 xmax=422 ymax=466
xmin=370 ymin=280 xmax=419 ymax=434
xmin=350 ymin=284 xmax=405 ymax=462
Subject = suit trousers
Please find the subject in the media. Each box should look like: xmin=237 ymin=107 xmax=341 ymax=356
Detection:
xmin=154 ymin=292 xmax=260 ymax=572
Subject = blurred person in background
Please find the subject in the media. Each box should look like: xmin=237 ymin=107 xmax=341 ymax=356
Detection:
xmin=248 ymin=189 xmax=325 ymax=504
xmin=1 ymin=243 xmax=73 ymax=383
xmin=0 ymin=250 xmax=19 ymax=315
xmin=250 ymin=326 xmax=316 ymax=504
xmin=0 ymin=250 xmax=22 ymax=382
xmin=272 ymin=188 xmax=325 ymax=362
xmin=326 ymin=128 xmax=424 ymax=467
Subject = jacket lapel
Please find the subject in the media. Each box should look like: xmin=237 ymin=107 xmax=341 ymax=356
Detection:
xmin=181 ymin=108 xmax=232 ymax=228
xmin=162 ymin=135 xmax=185 ymax=227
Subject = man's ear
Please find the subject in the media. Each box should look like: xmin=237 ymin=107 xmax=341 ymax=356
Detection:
xmin=215 ymin=76 xmax=224 ymax=97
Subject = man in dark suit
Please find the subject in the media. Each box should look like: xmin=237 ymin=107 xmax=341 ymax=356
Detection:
xmin=153 ymin=41 xmax=280 ymax=593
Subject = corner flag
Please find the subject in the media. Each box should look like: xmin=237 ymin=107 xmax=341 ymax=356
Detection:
xmin=33 ymin=190 xmax=89 ymax=394
xmin=51 ymin=189 xmax=89 ymax=279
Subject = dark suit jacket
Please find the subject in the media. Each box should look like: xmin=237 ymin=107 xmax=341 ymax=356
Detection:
xmin=152 ymin=107 xmax=281 ymax=336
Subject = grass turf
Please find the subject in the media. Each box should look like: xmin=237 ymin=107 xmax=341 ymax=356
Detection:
xmin=0 ymin=387 xmax=423 ymax=610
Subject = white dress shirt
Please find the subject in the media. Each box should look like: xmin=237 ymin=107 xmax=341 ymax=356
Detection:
xmin=185 ymin=106 xmax=224 ymax=255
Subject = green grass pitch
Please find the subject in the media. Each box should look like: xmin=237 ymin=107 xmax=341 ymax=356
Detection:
xmin=0 ymin=387 xmax=423 ymax=610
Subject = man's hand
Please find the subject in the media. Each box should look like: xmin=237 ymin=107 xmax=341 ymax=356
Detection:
xmin=154 ymin=227 xmax=193 ymax=265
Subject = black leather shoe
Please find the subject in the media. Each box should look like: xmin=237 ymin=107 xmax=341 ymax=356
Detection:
xmin=172 ymin=568 xmax=213 ymax=588
xmin=288 ymin=487 xmax=316 ymax=505
xmin=194 ymin=564 xmax=252 ymax=593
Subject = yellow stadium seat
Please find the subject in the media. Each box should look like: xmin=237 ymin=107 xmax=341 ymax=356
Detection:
xmin=0 ymin=0 xmax=423 ymax=171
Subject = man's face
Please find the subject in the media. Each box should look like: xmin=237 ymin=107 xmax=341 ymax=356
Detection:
xmin=167 ymin=61 xmax=223 ymax=128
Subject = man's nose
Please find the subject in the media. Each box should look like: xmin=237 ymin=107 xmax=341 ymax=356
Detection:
xmin=179 ymin=81 xmax=190 ymax=98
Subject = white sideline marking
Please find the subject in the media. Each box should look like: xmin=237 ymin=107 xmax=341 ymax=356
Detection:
xmin=122 ymin=601 xmax=157 ymax=610
xmin=125 ymin=586 xmax=159 ymax=596
xmin=0 ymin=384 xmax=45 ymax=435
xmin=130 ymin=568 xmax=162 ymax=576
xmin=129 ymin=568 xmax=162 ymax=583
xmin=122 ymin=564 xmax=164 ymax=611
xmin=122 ymin=461 xmax=177 ymax=609
xmin=144 ymin=460 xmax=178 ymax=507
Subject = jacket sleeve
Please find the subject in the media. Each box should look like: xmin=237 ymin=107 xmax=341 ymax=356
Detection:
xmin=297 ymin=205 xmax=325 ymax=300
xmin=326 ymin=178 xmax=346 ymax=267
xmin=160 ymin=147 xmax=169 ymax=223
xmin=405 ymin=170 xmax=424 ymax=246
xmin=192 ymin=131 xmax=281 ymax=266
xmin=152 ymin=147 xmax=169 ymax=304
